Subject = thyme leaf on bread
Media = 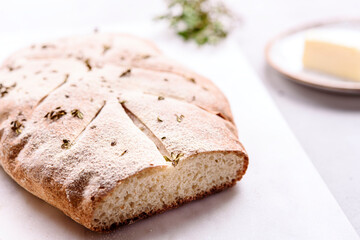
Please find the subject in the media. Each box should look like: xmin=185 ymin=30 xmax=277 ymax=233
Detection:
xmin=61 ymin=139 xmax=71 ymax=149
xmin=71 ymin=109 xmax=84 ymax=119
xmin=156 ymin=0 xmax=234 ymax=45
xmin=164 ymin=152 xmax=184 ymax=167
xmin=121 ymin=150 xmax=128 ymax=156
xmin=175 ymin=114 xmax=185 ymax=122
xmin=84 ymin=58 xmax=92 ymax=71
xmin=45 ymin=108 xmax=67 ymax=121
xmin=119 ymin=69 xmax=131 ymax=78
xmin=10 ymin=120 xmax=23 ymax=135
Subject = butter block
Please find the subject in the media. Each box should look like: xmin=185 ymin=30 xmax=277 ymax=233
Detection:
xmin=302 ymin=29 xmax=360 ymax=81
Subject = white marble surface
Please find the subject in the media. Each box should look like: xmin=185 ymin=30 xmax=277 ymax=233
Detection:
xmin=0 ymin=0 xmax=359 ymax=239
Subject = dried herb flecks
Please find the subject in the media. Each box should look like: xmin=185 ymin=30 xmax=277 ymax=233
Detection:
xmin=84 ymin=58 xmax=92 ymax=71
xmin=41 ymin=44 xmax=55 ymax=49
xmin=120 ymin=150 xmax=128 ymax=156
xmin=71 ymin=109 xmax=84 ymax=119
xmin=119 ymin=69 xmax=131 ymax=78
xmin=175 ymin=114 xmax=185 ymax=122
xmin=103 ymin=45 xmax=111 ymax=54
xmin=45 ymin=108 xmax=67 ymax=121
xmin=164 ymin=152 xmax=184 ymax=167
xmin=61 ymin=139 xmax=71 ymax=149
xmin=161 ymin=136 xmax=166 ymax=140
xmin=118 ymin=97 xmax=127 ymax=105
xmin=157 ymin=117 xmax=163 ymax=122
xmin=188 ymin=77 xmax=196 ymax=83
xmin=0 ymin=83 xmax=17 ymax=98
xmin=158 ymin=96 xmax=165 ymax=101
xmin=10 ymin=120 xmax=24 ymax=135
xmin=6 ymin=65 xmax=21 ymax=72
xmin=111 ymin=141 xmax=117 ymax=146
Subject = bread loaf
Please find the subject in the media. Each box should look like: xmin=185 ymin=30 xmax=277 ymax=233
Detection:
xmin=0 ymin=33 xmax=248 ymax=231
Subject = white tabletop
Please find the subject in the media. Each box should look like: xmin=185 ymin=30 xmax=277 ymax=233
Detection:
xmin=233 ymin=0 xmax=360 ymax=234
xmin=0 ymin=0 xmax=359 ymax=238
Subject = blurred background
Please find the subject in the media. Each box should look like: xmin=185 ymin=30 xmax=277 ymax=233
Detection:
xmin=0 ymin=0 xmax=360 ymax=235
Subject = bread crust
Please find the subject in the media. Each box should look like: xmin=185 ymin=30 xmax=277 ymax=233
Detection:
xmin=0 ymin=33 xmax=248 ymax=231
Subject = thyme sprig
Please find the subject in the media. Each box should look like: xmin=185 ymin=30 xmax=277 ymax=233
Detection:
xmin=156 ymin=0 xmax=234 ymax=45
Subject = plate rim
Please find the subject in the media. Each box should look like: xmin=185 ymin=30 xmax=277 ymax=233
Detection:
xmin=265 ymin=18 xmax=360 ymax=94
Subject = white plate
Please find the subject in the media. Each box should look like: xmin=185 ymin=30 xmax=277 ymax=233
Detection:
xmin=266 ymin=19 xmax=360 ymax=94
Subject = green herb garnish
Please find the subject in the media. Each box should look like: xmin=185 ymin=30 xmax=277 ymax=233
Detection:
xmin=156 ymin=0 xmax=234 ymax=45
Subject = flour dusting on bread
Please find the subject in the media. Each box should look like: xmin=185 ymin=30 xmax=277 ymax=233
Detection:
xmin=0 ymin=33 xmax=248 ymax=231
